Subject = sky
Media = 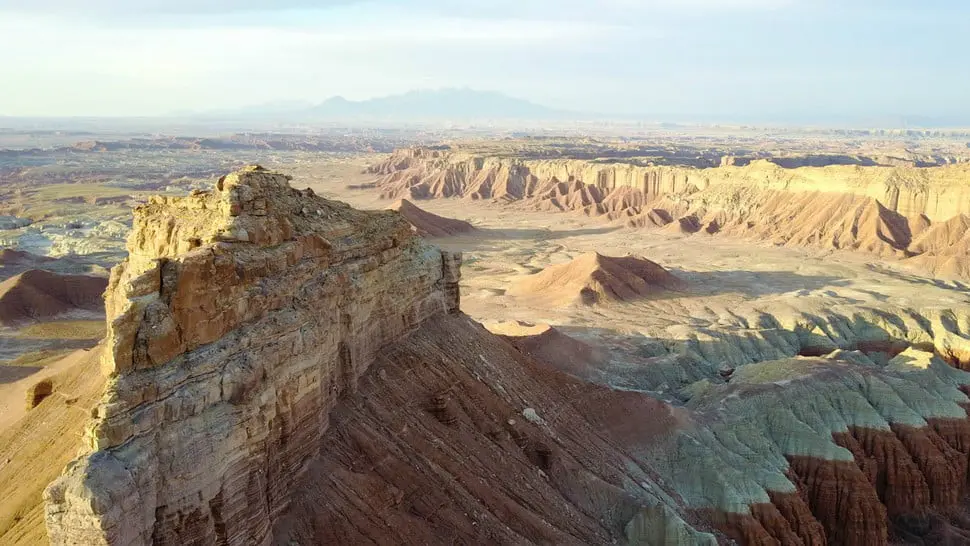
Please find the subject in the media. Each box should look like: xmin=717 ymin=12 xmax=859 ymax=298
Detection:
xmin=0 ymin=0 xmax=967 ymax=121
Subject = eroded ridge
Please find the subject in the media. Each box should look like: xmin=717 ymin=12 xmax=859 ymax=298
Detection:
xmin=44 ymin=166 xmax=461 ymax=545
xmin=371 ymin=147 xmax=970 ymax=280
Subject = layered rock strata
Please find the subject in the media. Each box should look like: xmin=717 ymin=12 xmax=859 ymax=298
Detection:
xmin=370 ymin=148 xmax=970 ymax=279
xmin=497 ymin=316 xmax=970 ymax=546
xmin=373 ymin=148 xmax=970 ymax=221
xmin=507 ymin=252 xmax=686 ymax=306
xmin=273 ymin=313 xmax=719 ymax=545
xmin=44 ymin=167 xmax=463 ymax=545
xmin=387 ymin=198 xmax=476 ymax=237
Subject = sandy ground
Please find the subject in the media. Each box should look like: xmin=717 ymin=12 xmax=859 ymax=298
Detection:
xmin=0 ymin=349 xmax=89 ymax=433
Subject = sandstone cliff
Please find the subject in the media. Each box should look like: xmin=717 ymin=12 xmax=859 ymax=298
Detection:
xmin=44 ymin=167 xmax=463 ymax=545
xmin=373 ymin=147 xmax=970 ymax=221
xmin=371 ymin=148 xmax=970 ymax=279
xmin=41 ymin=167 xmax=714 ymax=546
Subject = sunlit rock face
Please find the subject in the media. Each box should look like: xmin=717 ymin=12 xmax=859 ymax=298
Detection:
xmin=372 ymin=148 xmax=970 ymax=281
xmin=44 ymin=167 xmax=461 ymax=545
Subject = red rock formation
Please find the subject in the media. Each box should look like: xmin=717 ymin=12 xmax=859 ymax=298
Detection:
xmin=496 ymin=323 xmax=609 ymax=382
xmin=788 ymin=455 xmax=888 ymax=546
xmin=369 ymin=149 xmax=970 ymax=280
xmin=273 ymin=315 xmax=714 ymax=545
xmin=835 ymin=428 xmax=931 ymax=515
xmin=45 ymin=167 xmax=717 ymax=546
xmin=508 ymin=252 xmax=686 ymax=306
xmin=889 ymin=424 xmax=967 ymax=507
xmin=387 ymin=198 xmax=476 ymax=237
xmin=768 ymin=484 xmax=828 ymax=546
xmin=0 ymin=269 xmax=107 ymax=325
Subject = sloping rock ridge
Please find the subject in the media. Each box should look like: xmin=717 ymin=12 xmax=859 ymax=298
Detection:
xmin=0 ymin=269 xmax=107 ymax=326
xmin=387 ymin=198 xmax=476 ymax=237
xmin=40 ymin=167 xmax=715 ymax=546
xmin=496 ymin=311 xmax=970 ymax=545
xmin=508 ymin=252 xmax=686 ymax=306
xmin=370 ymin=147 xmax=970 ymax=280
xmin=43 ymin=167 xmax=463 ymax=545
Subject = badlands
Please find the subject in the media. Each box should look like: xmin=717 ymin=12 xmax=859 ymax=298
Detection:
xmin=0 ymin=135 xmax=969 ymax=546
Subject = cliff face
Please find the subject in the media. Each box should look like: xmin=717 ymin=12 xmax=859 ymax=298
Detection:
xmin=371 ymin=148 xmax=970 ymax=280
xmin=373 ymin=148 xmax=970 ymax=222
xmin=44 ymin=167 xmax=462 ymax=545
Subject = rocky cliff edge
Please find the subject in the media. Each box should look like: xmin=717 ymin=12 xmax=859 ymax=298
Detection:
xmin=43 ymin=166 xmax=461 ymax=545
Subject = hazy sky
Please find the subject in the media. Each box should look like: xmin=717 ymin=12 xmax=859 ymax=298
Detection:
xmin=0 ymin=0 xmax=967 ymax=120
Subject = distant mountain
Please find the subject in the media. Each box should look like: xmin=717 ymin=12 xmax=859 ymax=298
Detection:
xmin=191 ymin=89 xmax=578 ymax=122
xmin=306 ymin=89 xmax=571 ymax=121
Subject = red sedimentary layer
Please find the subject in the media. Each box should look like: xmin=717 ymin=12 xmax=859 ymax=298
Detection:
xmin=699 ymin=396 xmax=970 ymax=546
xmin=766 ymin=484 xmax=827 ymax=546
xmin=709 ymin=491 xmax=826 ymax=546
xmin=760 ymin=414 xmax=970 ymax=546
xmin=787 ymin=455 xmax=888 ymax=546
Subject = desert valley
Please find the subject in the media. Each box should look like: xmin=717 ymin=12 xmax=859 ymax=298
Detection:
xmin=0 ymin=124 xmax=968 ymax=546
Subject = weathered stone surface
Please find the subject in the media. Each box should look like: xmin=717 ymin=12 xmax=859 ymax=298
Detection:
xmin=274 ymin=314 xmax=718 ymax=545
xmin=44 ymin=166 xmax=462 ymax=545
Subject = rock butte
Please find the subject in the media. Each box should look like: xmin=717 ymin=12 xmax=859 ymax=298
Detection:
xmin=507 ymin=252 xmax=687 ymax=306
xmin=0 ymin=269 xmax=107 ymax=326
xmin=29 ymin=166 xmax=970 ymax=546
xmin=370 ymin=147 xmax=970 ymax=281
xmin=387 ymin=198 xmax=476 ymax=237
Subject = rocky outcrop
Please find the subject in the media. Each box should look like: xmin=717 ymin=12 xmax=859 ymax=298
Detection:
xmin=496 ymin=308 xmax=970 ymax=546
xmin=44 ymin=167 xmax=463 ymax=545
xmin=0 ymin=269 xmax=107 ymax=325
xmin=507 ymin=252 xmax=686 ymax=306
xmin=272 ymin=314 xmax=718 ymax=545
xmin=906 ymin=214 xmax=970 ymax=279
xmin=39 ymin=164 xmax=970 ymax=546
xmin=387 ymin=198 xmax=476 ymax=237
xmin=41 ymin=167 xmax=715 ymax=546
xmin=24 ymin=378 xmax=54 ymax=410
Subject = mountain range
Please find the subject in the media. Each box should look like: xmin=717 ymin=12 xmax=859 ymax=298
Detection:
xmin=186 ymin=88 xmax=576 ymax=122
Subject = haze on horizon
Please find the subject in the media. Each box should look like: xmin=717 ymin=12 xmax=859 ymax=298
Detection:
xmin=0 ymin=0 xmax=967 ymax=124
